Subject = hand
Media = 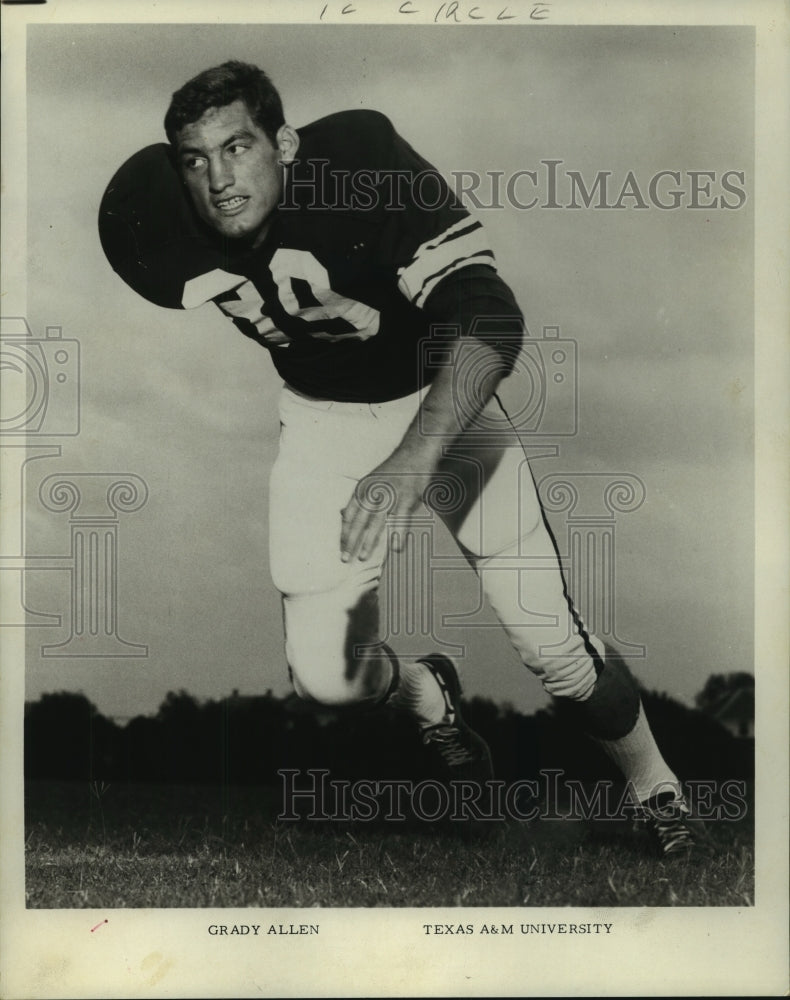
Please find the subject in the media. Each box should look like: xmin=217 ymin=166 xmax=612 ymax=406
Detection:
xmin=340 ymin=452 xmax=433 ymax=563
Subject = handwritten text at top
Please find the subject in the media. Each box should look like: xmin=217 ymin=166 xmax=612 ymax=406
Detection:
xmin=318 ymin=2 xmax=553 ymax=23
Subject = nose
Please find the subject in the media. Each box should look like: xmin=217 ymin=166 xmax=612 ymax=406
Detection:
xmin=208 ymin=156 xmax=234 ymax=193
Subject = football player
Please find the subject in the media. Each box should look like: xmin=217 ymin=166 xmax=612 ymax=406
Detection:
xmin=99 ymin=60 xmax=693 ymax=855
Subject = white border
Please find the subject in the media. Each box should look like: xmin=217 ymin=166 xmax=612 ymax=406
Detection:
xmin=1 ymin=2 xmax=787 ymax=997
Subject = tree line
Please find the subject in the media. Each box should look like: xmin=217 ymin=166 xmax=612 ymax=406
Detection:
xmin=24 ymin=677 xmax=753 ymax=786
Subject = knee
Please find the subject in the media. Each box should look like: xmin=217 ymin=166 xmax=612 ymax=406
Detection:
xmin=541 ymin=658 xmax=598 ymax=701
xmin=285 ymin=632 xmax=366 ymax=707
xmin=289 ymin=657 xmax=391 ymax=708
xmin=558 ymin=648 xmax=641 ymax=740
xmin=284 ymin=593 xmax=391 ymax=709
xmin=289 ymin=664 xmax=365 ymax=707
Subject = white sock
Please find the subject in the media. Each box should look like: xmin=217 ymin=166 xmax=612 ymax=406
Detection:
xmin=388 ymin=661 xmax=449 ymax=729
xmin=595 ymin=701 xmax=681 ymax=805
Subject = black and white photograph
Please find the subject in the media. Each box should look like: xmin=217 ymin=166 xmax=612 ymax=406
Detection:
xmin=1 ymin=1 xmax=787 ymax=997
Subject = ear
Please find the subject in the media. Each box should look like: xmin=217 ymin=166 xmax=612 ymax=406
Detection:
xmin=276 ymin=124 xmax=299 ymax=164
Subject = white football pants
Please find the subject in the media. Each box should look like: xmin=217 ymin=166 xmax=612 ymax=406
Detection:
xmin=268 ymin=385 xmax=604 ymax=707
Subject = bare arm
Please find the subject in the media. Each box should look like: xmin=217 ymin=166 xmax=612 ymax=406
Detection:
xmin=340 ymin=335 xmax=505 ymax=562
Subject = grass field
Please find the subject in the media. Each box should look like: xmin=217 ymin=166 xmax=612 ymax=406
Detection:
xmin=24 ymin=780 xmax=754 ymax=909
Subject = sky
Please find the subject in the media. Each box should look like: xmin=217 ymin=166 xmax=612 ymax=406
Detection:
xmin=16 ymin=23 xmax=754 ymax=721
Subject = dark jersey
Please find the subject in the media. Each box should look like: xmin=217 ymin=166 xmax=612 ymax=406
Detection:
xmin=99 ymin=110 xmax=523 ymax=402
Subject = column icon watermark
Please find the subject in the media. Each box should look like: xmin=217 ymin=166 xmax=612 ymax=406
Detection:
xmin=0 ymin=316 xmax=149 ymax=658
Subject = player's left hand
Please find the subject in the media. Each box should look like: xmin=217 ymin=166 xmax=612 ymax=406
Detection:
xmin=340 ymin=452 xmax=433 ymax=563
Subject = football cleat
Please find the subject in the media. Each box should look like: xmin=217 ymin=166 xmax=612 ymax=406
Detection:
xmin=418 ymin=654 xmax=494 ymax=785
xmin=637 ymin=791 xmax=695 ymax=857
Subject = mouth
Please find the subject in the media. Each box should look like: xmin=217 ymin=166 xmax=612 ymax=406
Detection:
xmin=214 ymin=195 xmax=249 ymax=215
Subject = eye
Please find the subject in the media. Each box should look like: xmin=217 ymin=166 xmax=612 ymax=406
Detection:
xmin=182 ymin=156 xmax=207 ymax=172
xmin=227 ymin=143 xmax=249 ymax=156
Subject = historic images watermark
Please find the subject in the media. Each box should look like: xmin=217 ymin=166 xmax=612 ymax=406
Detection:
xmin=278 ymin=768 xmax=749 ymax=823
xmin=0 ymin=316 xmax=148 ymax=656
xmin=279 ymin=161 xmax=748 ymax=213
xmin=0 ymin=317 xmax=80 ymax=437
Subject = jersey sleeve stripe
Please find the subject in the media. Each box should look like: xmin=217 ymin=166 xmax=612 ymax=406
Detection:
xmin=411 ymin=252 xmax=496 ymax=309
xmin=399 ymin=217 xmax=484 ymax=271
xmin=396 ymin=220 xmax=496 ymax=308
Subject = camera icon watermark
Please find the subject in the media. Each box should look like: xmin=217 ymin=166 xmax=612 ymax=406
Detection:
xmin=1 ymin=315 xmax=148 ymax=656
xmin=0 ymin=317 xmax=80 ymax=436
xmin=518 ymin=326 xmax=577 ymax=436
xmin=418 ymin=322 xmax=577 ymax=438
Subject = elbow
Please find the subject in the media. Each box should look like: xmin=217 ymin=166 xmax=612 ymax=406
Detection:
xmin=466 ymin=314 xmax=524 ymax=379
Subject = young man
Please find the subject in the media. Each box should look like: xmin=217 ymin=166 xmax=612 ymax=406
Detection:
xmin=99 ymin=60 xmax=693 ymax=855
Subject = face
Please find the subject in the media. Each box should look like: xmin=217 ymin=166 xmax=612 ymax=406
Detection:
xmin=175 ymin=99 xmax=298 ymax=246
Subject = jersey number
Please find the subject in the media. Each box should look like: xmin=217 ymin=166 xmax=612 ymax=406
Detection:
xmin=182 ymin=249 xmax=380 ymax=346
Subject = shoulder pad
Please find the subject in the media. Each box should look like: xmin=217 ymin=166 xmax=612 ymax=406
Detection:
xmin=296 ymin=110 xmax=396 ymax=174
xmin=98 ymin=144 xmax=224 ymax=309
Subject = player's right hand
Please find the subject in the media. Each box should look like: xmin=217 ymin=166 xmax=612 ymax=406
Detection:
xmin=340 ymin=455 xmax=431 ymax=563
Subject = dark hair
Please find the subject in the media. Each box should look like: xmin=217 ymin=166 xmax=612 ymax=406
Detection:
xmin=164 ymin=60 xmax=285 ymax=146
